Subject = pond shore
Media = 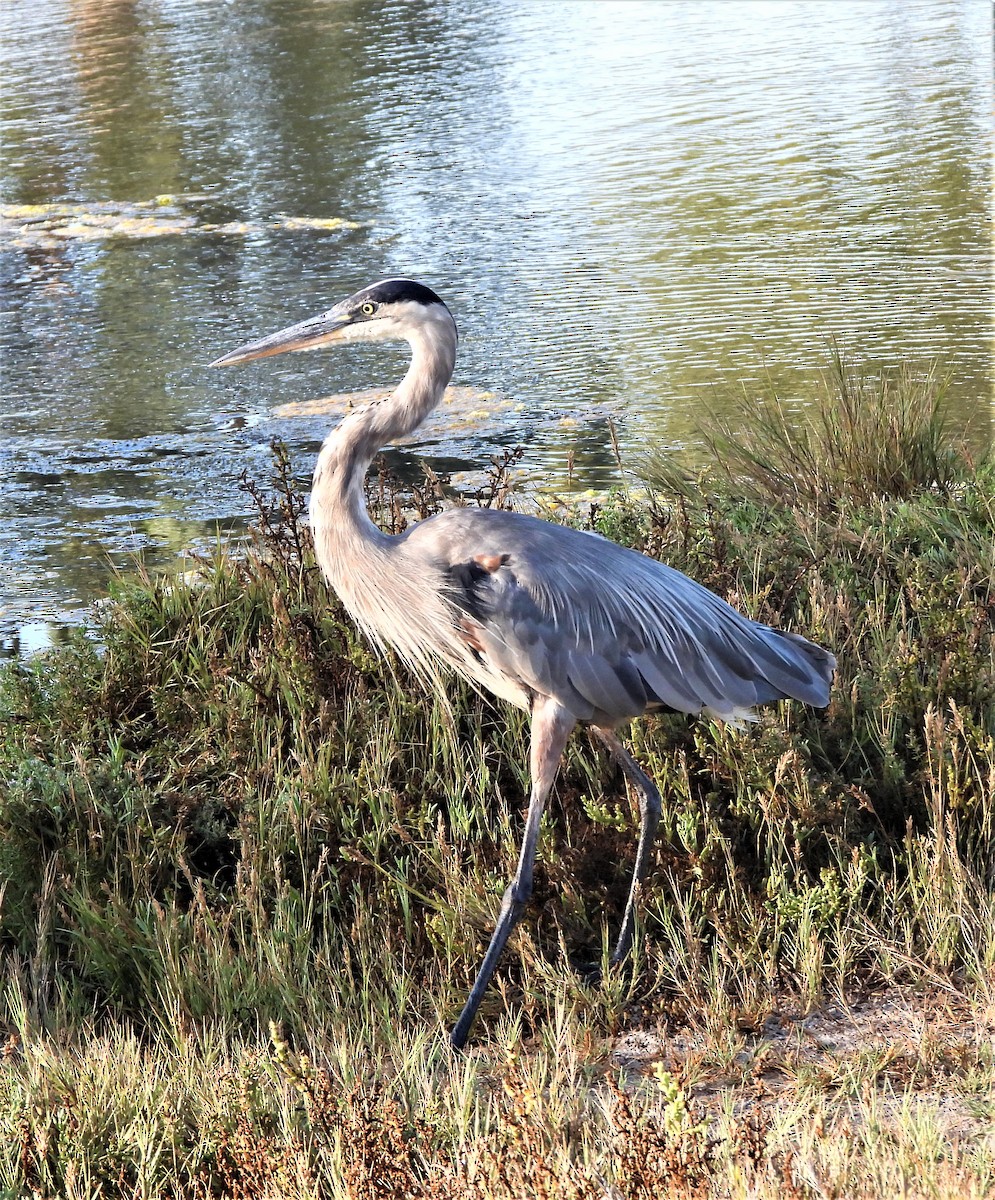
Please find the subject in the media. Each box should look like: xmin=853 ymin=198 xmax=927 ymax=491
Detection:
xmin=2 ymin=374 xmax=994 ymax=1198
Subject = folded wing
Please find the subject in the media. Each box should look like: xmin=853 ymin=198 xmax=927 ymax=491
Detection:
xmin=402 ymin=508 xmax=835 ymax=726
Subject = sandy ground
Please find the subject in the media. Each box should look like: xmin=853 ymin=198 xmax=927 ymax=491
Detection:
xmin=611 ymin=986 xmax=995 ymax=1142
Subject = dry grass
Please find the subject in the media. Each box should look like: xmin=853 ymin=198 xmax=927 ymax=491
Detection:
xmin=6 ymin=985 xmax=993 ymax=1199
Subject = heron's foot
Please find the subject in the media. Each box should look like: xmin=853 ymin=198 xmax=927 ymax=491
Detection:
xmin=574 ymin=958 xmax=603 ymax=986
xmin=572 ymin=952 xmax=628 ymax=986
xmin=448 ymin=1028 xmax=470 ymax=1054
xmin=572 ymin=942 xmax=639 ymax=987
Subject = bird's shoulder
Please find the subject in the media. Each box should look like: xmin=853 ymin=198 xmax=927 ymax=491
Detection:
xmin=400 ymin=504 xmax=648 ymax=588
xmin=400 ymin=506 xmax=638 ymax=577
xmin=398 ymin=505 xmax=721 ymax=642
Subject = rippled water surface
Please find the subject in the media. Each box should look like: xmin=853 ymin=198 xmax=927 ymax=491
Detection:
xmin=1 ymin=0 xmax=991 ymax=650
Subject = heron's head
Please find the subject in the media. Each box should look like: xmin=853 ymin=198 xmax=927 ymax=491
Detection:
xmin=210 ymin=278 xmax=456 ymax=367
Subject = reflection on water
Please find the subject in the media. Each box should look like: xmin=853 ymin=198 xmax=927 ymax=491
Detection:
xmin=1 ymin=0 xmax=991 ymax=648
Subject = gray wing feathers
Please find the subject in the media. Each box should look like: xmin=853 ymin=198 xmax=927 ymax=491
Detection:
xmin=402 ymin=508 xmax=835 ymax=725
xmin=566 ymin=648 xmax=646 ymax=717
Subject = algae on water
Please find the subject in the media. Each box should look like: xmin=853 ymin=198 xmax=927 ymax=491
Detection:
xmin=1 ymin=195 xmax=363 ymax=249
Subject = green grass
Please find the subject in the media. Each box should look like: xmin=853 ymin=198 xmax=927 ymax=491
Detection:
xmin=1 ymin=366 xmax=994 ymax=1198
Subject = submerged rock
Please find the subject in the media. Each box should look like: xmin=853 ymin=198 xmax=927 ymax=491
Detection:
xmin=273 ymin=386 xmax=515 ymax=443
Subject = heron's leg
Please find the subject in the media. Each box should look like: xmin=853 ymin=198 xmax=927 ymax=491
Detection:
xmin=591 ymin=726 xmax=662 ymax=966
xmin=450 ymin=698 xmax=575 ymax=1051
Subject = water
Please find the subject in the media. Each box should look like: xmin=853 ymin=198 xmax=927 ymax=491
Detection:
xmin=1 ymin=0 xmax=991 ymax=652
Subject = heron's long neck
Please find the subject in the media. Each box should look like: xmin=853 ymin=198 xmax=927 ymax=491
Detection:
xmin=309 ymin=314 xmax=457 ymax=580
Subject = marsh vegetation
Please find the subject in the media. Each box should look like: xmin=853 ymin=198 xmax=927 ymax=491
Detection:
xmin=2 ymin=359 xmax=993 ymax=1198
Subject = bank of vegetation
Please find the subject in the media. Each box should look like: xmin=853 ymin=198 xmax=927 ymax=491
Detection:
xmin=1 ymin=356 xmax=993 ymax=1198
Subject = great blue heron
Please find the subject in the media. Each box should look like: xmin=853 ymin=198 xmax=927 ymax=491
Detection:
xmin=212 ymin=278 xmax=835 ymax=1050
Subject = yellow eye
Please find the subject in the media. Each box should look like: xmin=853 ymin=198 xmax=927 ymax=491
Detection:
xmin=361 ymin=302 xmax=376 ymax=316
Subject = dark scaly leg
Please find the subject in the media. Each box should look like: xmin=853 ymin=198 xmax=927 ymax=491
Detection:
xmin=591 ymin=726 xmax=662 ymax=965
xmin=450 ymin=698 xmax=575 ymax=1050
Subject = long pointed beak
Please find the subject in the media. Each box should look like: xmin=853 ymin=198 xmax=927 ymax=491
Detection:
xmin=210 ymin=310 xmax=353 ymax=367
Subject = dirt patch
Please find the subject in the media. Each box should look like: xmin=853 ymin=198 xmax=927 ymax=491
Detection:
xmin=612 ymin=987 xmax=995 ymax=1143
